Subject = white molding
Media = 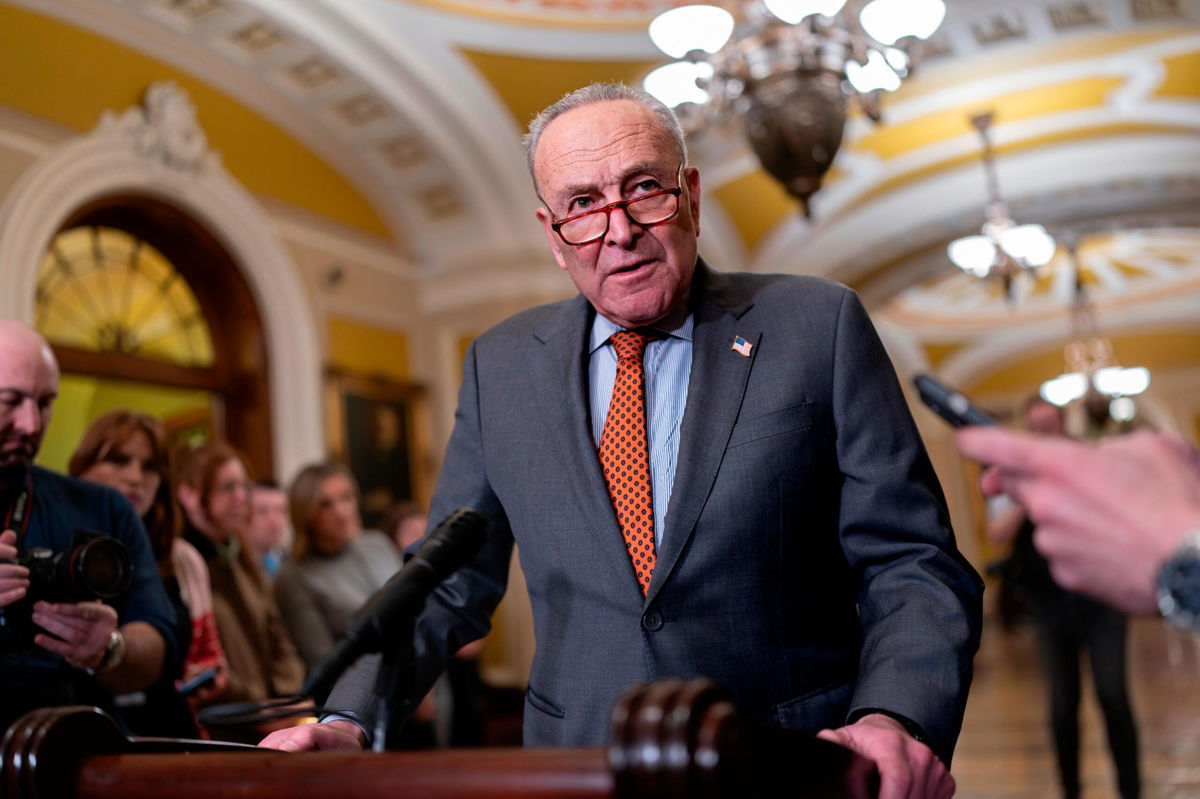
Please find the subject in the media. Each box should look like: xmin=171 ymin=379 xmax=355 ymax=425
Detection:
xmin=264 ymin=198 xmax=414 ymax=279
xmin=0 ymin=82 xmax=323 ymax=481
xmin=938 ymin=299 xmax=1200 ymax=390
xmin=756 ymin=134 xmax=1200 ymax=281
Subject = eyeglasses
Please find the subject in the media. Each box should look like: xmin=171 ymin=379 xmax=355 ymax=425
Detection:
xmin=549 ymin=167 xmax=684 ymax=247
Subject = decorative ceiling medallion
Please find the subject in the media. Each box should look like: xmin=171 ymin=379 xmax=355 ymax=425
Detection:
xmin=971 ymin=10 xmax=1028 ymax=46
xmin=229 ymin=21 xmax=287 ymax=55
xmin=161 ymin=0 xmax=228 ymax=22
xmin=287 ymin=57 xmax=341 ymax=91
xmin=1132 ymin=0 xmax=1186 ymax=21
xmin=336 ymin=95 xmax=388 ymax=127
xmin=419 ymin=185 xmax=463 ymax=220
xmin=380 ymin=136 xmax=428 ymax=170
xmin=1049 ymin=1 xmax=1108 ymax=30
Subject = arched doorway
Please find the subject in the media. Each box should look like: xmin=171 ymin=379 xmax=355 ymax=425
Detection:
xmin=34 ymin=195 xmax=274 ymax=476
xmin=0 ymin=82 xmax=323 ymax=481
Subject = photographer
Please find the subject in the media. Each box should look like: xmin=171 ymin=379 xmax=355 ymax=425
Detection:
xmin=0 ymin=320 xmax=177 ymax=732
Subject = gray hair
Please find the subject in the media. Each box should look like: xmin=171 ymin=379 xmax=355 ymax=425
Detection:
xmin=523 ymin=83 xmax=688 ymax=190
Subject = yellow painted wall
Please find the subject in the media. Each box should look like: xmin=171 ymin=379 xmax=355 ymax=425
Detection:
xmin=710 ymin=170 xmax=797 ymax=255
xmin=37 ymin=374 xmax=213 ymax=473
xmin=327 ymin=316 xmax=410 ymax=381
xmin=0 ymin=5 xmax=390 ymax=239
xmin=967 ymin=328 xmax=1200 ymax=396
xmin=460 ymin=48 xmax=659 ymax=132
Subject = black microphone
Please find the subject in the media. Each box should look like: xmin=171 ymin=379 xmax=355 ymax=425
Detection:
xmin=300 ymin=507 xmax=487 ymax=699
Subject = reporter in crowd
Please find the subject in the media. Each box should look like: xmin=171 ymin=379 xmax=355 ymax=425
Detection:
xmin=176 ymin=440 xmax=306 ymax=741
xmin=274 ymin=462 xmax=401 ymax=670
xmin=246 ymin=480 xmax=289 ymax=579
xmin=69 ymin=410 xmax=229 ymax=735
xmin=981 ymin=398 xmax=1138 ymax=799
xmin=0 ymin=320 xmax=177 ymax=732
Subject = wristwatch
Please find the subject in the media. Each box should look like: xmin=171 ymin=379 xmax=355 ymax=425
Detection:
xmin=1157 ymin=530 xmax=1200 ymax=631
xmin=85 ymin=629 xmax=126 ymax=676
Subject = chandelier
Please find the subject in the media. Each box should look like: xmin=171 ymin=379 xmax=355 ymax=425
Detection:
xmin=946 ymin=111 xmax=1057 ymax=300
xmin=644 ymin=0 xmax=946 ymax=215
xmin=1039 ymin=248 xmax=1149 ymax=421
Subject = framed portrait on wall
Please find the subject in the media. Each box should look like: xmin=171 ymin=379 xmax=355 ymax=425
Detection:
xmin=324 ymin=371 xmax=432 ymax=529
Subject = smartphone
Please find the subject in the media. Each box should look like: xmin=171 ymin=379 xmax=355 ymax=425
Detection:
xmin=913 ymin=373 xmax=996 ymax=428
xmin=180 ymin=666 xmax=218 ymax=696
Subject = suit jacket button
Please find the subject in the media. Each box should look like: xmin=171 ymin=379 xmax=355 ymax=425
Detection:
xmin=641 ymin=610 xmax=663 ymax=631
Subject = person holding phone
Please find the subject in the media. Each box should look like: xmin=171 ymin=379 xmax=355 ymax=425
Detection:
xmin=958 ymin=425 xmax=1200 ymax=624
xmin=984 ymin=398 xmax=1139 ymax=799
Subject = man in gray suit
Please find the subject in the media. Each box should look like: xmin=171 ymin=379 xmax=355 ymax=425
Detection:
xmin=264 ymin=84 xmax=982 ymax=798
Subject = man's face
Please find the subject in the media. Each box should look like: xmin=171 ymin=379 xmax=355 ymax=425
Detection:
xmin=246 ymin=486 xmax=288 ymax=554
xmin=204 ymin=457 xmax=250 ymax=541
xmin=0 ymin=326 xmax=59 ymax=479
xmin=534 ymin=100 xmax=701 ymax=329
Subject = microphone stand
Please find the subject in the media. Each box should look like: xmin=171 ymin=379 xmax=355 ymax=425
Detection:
xmin=372 ymin=614 xmax=418 ymax=753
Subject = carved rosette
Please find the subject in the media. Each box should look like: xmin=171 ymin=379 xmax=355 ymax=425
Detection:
xmin=97 ymin=81 xmax=215 ymax=174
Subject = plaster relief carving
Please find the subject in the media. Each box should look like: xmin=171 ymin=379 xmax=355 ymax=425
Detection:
xmin=100 ymin=81 xmax=215 ymax=174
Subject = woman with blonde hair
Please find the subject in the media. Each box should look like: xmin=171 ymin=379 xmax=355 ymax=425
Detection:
xmin=69 ymin=410 xmax=227 ymax=735
xmin=275 ymin=461 xmax=402 ymax=669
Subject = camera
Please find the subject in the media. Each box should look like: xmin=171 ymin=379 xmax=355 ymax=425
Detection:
xmin=0 ymin=529 xmax=134 ymax=652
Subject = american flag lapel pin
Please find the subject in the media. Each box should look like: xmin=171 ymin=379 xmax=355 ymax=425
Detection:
xmin=731 ymin=335 xmax=753 ymax=357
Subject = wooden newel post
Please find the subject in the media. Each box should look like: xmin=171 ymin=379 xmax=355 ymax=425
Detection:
xmin=1 ymin=680 xmax=878 ymax=799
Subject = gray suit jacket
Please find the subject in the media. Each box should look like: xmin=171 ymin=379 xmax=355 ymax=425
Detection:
xmin=329 ymin=263 xmax=983 ymax=764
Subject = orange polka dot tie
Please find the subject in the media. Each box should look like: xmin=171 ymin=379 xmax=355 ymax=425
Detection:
xmin=598 ymin=330 xmax=656 ymax=596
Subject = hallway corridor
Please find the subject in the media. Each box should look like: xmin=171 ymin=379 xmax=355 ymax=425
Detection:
xmin=953 ymin=616 xmax=1200 ymax=798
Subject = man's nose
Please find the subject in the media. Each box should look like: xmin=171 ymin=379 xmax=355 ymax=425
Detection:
xmin=12 ymin=399 xmax=42 ymax=436
xmin=605 ymin=206 xmax=641 ymax=248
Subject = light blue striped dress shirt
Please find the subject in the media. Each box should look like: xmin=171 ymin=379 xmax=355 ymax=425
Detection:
xmin=588 ymin=310 xmax=693 ymax=548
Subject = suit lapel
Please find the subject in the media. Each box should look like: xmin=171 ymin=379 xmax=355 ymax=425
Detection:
xmin=647 ymin=266 xmax=758 ymax=603
xmin=530 ymin=296 xmax=635 ymax=589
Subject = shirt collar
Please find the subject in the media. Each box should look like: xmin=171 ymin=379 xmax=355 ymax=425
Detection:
xmin=588 ymin=305 xmax=694 ymax=355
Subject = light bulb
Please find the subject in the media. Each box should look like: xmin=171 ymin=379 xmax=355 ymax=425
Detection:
xmin=1109 ymin=397 xmax=1137 ymax=422
xmin=846 ymin=48 xmax=903 ymax=92
xmin=643 ymin=61 xmax=714 ymax=108
xmin=947 ymin=234 xmax=997 ymax=278
xmin=648 ymin=5 xmax=735 ymax=59
xmin=1094 ymin=366 xmax=1150 ymax=396
xmin=999 ymin=223 xmax=1056 ymax=268
xmin=859 ymin=0 xmax=946 ymax=45
xmin=1040 ymin=372 xmax=1087 ymax=407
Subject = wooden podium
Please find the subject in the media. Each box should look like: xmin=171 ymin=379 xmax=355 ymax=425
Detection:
xmin=1 ymin=680 xmax=878 ymax=799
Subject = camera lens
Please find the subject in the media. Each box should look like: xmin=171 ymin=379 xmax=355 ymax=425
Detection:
xmin=69 ymin=537 xmax=133 ymax=599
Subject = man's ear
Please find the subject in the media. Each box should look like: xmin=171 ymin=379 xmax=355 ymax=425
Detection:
xmin=536 ymin=206 xmax=569 ymax=271
xmin=685 ymin=166 xmax=701 ymax=238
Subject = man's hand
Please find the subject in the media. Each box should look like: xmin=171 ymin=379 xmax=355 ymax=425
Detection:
xmin=258 ymin=719 xmax=367 ymax=752
xmin=958 ymin=428 xmax=1200 ymax=614
xmin=0 ymin=529 xmax=29 ymax=609
xmin=30 ymin=599 xmax=117 ymax=670
xmin=818 ymin=714 xmax=954 ymax=799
